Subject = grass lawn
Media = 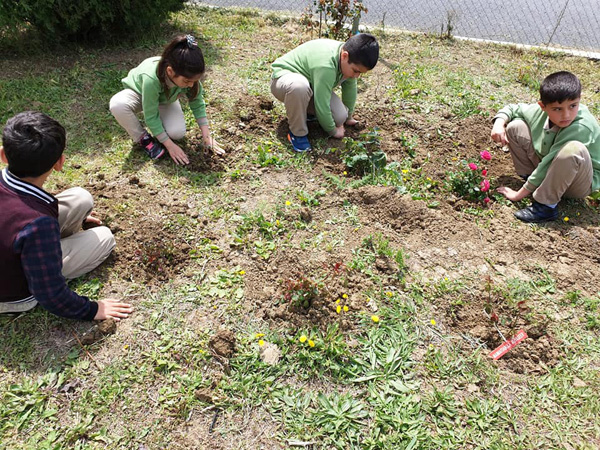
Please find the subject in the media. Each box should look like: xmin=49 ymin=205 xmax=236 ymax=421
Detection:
xmin=1 ymin=5 xmax=600 ymax=449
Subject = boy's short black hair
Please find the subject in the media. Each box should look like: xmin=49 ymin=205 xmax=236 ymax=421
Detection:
xmin=540 ymin=71 xmax=581 ymax=105
xmin=342 ymin=33 xmax=379 ymax=70
xmin=2 ymin=111 xmax=66 ymax=178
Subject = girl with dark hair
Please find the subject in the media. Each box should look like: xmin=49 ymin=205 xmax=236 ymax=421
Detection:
xmin=110 ymin=35 xmax=224 ymax=164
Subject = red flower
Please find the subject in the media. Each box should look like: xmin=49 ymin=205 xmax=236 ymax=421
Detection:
xmin=481 ymin=169 xmax=488 ymax=176
xmin=481 ymin=179 xmax=490 ymax=192
xmin=480 ymin=150 xmax=492 ymax=161
xmin=484 ymin=197 xmax=491 ymax=204
xmin=468 ymin=163 xmax=478 ymax=170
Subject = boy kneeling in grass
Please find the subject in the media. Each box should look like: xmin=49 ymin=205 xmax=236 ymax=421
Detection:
xmin=270 ymin=33 xmax=379 ymax=152
xmin=493 ymin=71 xmax=600 ymax=223
xmin=0 ymin=111 xmax=133 ymax=321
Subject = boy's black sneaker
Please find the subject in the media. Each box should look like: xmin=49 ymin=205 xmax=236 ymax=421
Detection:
xmin=514 ymin=201 xmax=558 ymax=223
xmin=139 ymin=132 xmax=165 ymax=160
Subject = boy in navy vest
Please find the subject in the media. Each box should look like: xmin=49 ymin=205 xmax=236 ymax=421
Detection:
xmin=0 ymin=111 xmax=133 ymax=320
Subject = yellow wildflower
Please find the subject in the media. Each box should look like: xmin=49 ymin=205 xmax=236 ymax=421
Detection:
xmin=336 ymin=305 xmax=342 ymax=314
xmin=276 ymin=220 xmax=280 ymax=226
xmin=336 ymin=299 xmax=340 ymax=304
xmin=386 ymin=291 xmax=393 ymax=297
xmin=563 ymin=217 xmax=569 ymax=222
xmin=308 ymin=340 xmax=315 ymax=347
xmin=371 ymin=315 xmax=380 ymax=323
xmin=343 ymin=305 xmax=349 ymax=312
xmin=239 ymin=270 xmax=246 ymax=275
xmin=299 ymin=335 xmax=307 ymax=343
xmin=285 ymin=201 xmax=291 ymax=206
xmin=343 ymin=171 xmax=348 ymax=175
xmin=430 ymin=319 xmax=436 ymax=326
xmin=342 ymin=294 xmax=348 ymax=299
xmin=258 ymin=340 xmax=265 ymax=347
xmin=255 ymin=333 xmax=265 ymax=338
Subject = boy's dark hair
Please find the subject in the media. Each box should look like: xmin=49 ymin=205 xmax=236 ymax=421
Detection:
xmin=157 ymin=34 xmax=205 ymax=101
xmin=540 ymin=71 xmax=581 ymax=105
xmin=2 ymin=111 xmax=66 ymax=178
xmin=342 ymin=33 xmax=379 ymax=70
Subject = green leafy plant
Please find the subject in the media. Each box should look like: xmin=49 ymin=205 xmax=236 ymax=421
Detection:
xmin=0 ymin=0 xmax=185 ymax=41
xmin=301 ymin=0 xmax=367 ymax=40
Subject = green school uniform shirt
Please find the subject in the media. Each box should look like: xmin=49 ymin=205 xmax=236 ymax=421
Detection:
xmin=271 ymin=39 xmax=357 ymax=134
xmin=495 ymin=103 xmax=600 ymax=192
xmin=122 ymin=57 xmax=207 ymax=143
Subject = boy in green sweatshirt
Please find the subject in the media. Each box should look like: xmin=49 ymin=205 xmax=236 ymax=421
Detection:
xmin=271 ymin=33 xmax=379 ymax=152
xmin=493 ymin=71 xmax=600 ymax=222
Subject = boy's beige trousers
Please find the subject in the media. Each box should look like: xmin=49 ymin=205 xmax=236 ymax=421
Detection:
xmin=506 ymin=119 xmax=592 ymax=205
xmin=270 ymin=74 xmax=348 ymax=137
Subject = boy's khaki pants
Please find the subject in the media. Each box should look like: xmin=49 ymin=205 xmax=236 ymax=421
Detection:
xmin=0 ymin=188 xmax=115 ymax=314
xmin=507 ymin=120 xmax=592 ymax=205
xmin=270 ymin=74 xmax=348 ymax=137
xmin=109 ymin=89 xmax=186 ymax=142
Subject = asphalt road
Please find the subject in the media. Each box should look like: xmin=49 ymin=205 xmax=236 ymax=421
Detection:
xmin=196 ymin=0 xmax=600 ymax=53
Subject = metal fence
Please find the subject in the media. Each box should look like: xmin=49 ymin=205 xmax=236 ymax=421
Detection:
xmin=194 ymin=0 xmax=600 ymax=58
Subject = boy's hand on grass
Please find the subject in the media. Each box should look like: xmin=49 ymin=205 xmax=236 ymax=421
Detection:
xmin=491 ymin=119 xmax=509 ymax=145
xmin=332 ymin=125 xmax=345 ymax=139
xmin=165 ymin=141 xmax=190 ymax=165
xmin=94 ymin=298 xmax=134 ymax=321
xmin=345 ymin=117 xmax=358 ymax=126
xmin=84 ymin=211 xmax=102 ymax=226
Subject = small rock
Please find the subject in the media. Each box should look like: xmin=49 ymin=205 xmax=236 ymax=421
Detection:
xmin=259 ymin=342 xmax=281 ymax=365
xmin=573 ymin=377 xmax=587 ymax=388
xmin=80 ymin=318 xmax=117 ymax=345
xmin=129 ymin=176 xmax=140 ymax=185
xmin=194 ymin=388 xmax=214 ymax=403
xmin=299 ymin=207 xmax=312 ymax=223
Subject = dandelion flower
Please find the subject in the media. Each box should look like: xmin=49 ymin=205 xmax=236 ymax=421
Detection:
xmin=564 ymin=217 xmax=569 ymax=222
xmin=239 ymin=270 xmax=246 ymax=275
xmin=336 ymin=305 xmax=342 ymax=314
xmin=258 ymin=340 xmax=265 ymax=347
xmin=342 ymin=294 xmax=348 ymax=299
xmin=276 ymin=220 xmax=280 ymax=226
xmin=308 ymin=340 xmax=315 ymax=347
xmin=430 ymin=319 xmax=436 ymax=326
xmin=402 ymin=169 xmax=409 ymax=174
xmin=255 ymin=333 xmax=265 ymax=338
xmin=343 ymin=171 xmax=348 ymax=175
xmin=343 ymin=305 xmax=349 ymax=312
xmin=386 ymin=291 xmax=393 ymax=297
xmin=371 ymin=315 xmax=380 ymax=323
xmin=285 ymin=201 xmax=291 ymax=206
xmin=123 ymin=345 xmax=129 ymax=350
xmin=335 ymin=299 xmax=340 ymax=304
xmin=299 ymin=335 xmax=307 ymax=343
xmin=428 ymin=344 xmax=434 ymax=350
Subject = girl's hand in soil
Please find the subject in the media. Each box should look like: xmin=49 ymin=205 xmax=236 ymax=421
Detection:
xmin=203 ymin=135 xmax=225 ymax=155
xmin=497 ymin=185 xmax=530 ymax=202
xmin=164 ymin=139 xmax=190 ymax=165
xmin=332 ymin=125 xmax=345 ymax=139
xmin=94 ymin=298 xmax=134 ymax=321
xmin=491 ymin=118 xmax=509 ymax=146
xmin=345 ymin=117 xmax=358 ymax=126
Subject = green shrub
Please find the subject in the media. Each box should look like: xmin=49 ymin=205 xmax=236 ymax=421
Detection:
xmin=0 ymin=0 xmax=185 ymax=41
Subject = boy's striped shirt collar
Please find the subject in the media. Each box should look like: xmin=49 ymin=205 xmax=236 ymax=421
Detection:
xmin=1 ymin=168 xmax=56 ymax=205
